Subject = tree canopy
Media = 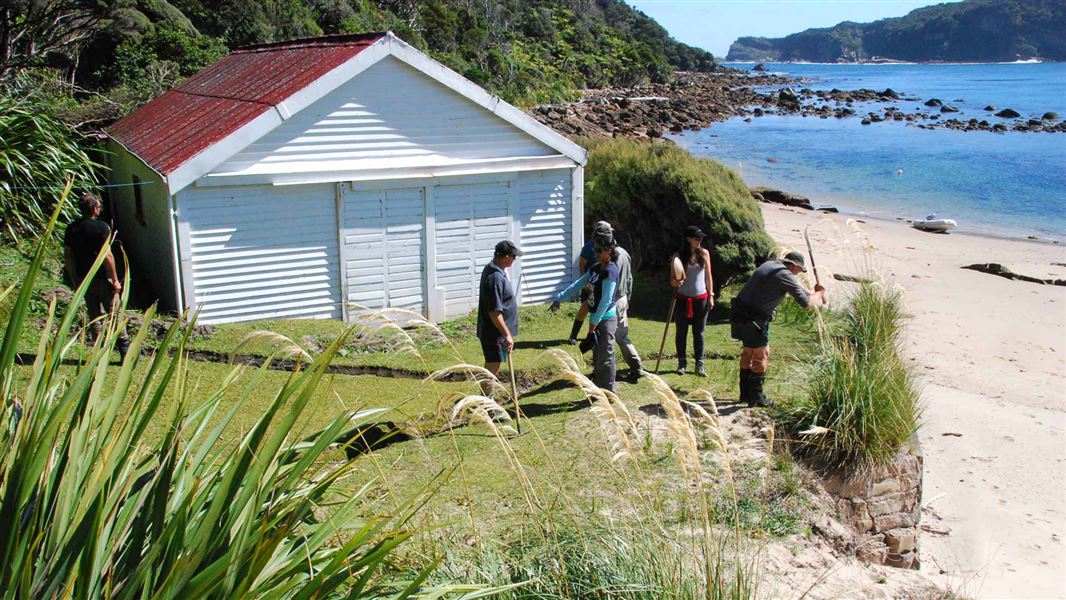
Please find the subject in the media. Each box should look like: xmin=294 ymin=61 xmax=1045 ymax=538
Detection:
xmin=2 ymin=0 xmax=718 ymax=116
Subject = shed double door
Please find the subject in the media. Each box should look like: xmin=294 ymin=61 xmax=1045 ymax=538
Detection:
xmin=342 ymin=187 xmax=426 ymax=314
xmin=433 ymin=180 xmax=513 ymax=318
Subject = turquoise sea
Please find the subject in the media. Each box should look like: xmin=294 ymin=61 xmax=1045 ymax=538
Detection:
xmin=671 ymin=63 xmax=1066 ymax=241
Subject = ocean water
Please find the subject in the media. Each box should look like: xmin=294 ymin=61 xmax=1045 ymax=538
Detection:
xmin=671 ymin=63 xmax=1066 ymax=240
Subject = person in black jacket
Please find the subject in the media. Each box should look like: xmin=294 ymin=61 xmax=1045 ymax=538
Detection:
xmin=63 ymin=193 xmax=129 ymax=359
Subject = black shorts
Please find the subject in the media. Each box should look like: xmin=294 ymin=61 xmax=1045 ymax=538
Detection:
xmin=731 ymin=319 xmax=770 ymax=348
xmin=480 ymin=335 xmax=506 ymax=363
xmin=579 ymin=286 xmax=592 ymax=303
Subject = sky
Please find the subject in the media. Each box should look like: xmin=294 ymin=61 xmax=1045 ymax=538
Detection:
xmin=626 ymin=0 xmax=962 ymax=58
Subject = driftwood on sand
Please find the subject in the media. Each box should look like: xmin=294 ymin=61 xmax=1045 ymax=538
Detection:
xmin=961 ymin=263 xmax=1066 ymax=286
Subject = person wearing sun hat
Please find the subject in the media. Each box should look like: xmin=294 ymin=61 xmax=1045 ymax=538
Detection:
xmin=670 ymin=225 xmax=714 ymax=377
xmin=477 ymin=240 xmax=523 ymax=378
xmin=730 ymin=250 xmax=825 ymax=407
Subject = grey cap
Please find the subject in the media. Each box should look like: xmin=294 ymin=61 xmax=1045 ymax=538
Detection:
xmin=782 ymin=251 xmax=807 ymax=272
xmin=494 ymin=240 xmax=523 ymax=257
xmin=592 ymin=221 xmax=613 ymax=236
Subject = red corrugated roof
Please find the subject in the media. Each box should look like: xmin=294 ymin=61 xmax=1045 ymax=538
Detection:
xmin=107 ymin=32 xmax=387 ymax=176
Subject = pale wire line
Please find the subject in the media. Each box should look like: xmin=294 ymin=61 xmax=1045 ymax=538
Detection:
xmin=5 ymin=181 xmax=156 ymax=191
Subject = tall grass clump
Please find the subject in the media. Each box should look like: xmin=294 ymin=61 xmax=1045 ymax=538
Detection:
xmin=582 ymin=137 xmax=772 ymax=287
xmin=0 ymin=189 xmax=487 ymax=599
xmin=779 ymin=282 xmax=921 ymax=469
xmin=418 ymin=351 xmax=759 ymax=600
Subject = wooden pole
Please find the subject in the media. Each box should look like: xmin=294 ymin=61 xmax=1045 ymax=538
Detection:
xmin=654 ymin=296 xmax=676 ymax=374
xmin=804 ymin=225 xmax=827 ymax=304
xmin=656 ymin=255 xmax=685 ymax=374
xmin=506 ymin=350 xmax=522 ymax=434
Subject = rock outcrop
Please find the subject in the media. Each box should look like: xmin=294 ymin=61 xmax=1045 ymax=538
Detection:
xmin=822 ymin=440 xmax=924 ymax=570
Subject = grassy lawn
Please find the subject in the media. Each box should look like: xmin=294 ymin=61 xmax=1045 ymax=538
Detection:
xmin=134 ymin=272 xmax=820 ymax=393
xmin=6 ymin=250 xmax=827 ymax=593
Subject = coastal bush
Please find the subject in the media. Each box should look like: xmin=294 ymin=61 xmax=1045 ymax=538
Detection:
xmin=583 ymin=138 xmax=773 ymax=289
xmin=778 ymin=282 xmax=921 ymax=469
xmin=0 ymin=97 xmax=100 ymax=242
xmin=3 ymin=1 xmax=716 ymax=113
xmin=0 ymin=190 xmax=485 ymax=598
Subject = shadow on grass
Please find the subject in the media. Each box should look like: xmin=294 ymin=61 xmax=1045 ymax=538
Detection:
xmin=513 ymin=339 xmax=572 ymax=350
xmin=343 ymin=379 xmax=589 ymax=458
xmin=638 ymin=398 xmax=748 ymax=419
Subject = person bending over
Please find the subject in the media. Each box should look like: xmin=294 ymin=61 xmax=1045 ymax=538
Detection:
xmin=567 ymin=220 xmax=614 ymax=343
xmin=730 ymin=251 xmax=825 ymax=407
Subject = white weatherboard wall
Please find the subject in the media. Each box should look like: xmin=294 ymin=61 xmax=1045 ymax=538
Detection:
xmin=210 ymin=56 xmax=556 ymax=179
xmin=176 ymin=183 xmax=341 ymax=323
xmin=516 ymin=169 xmax=573 ymax=304
xmin=176 ymin=169 xmax=576 ymax=324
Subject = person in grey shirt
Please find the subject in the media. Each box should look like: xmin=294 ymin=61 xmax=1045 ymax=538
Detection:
xmin=730 ymin=250 xmax=825 ymax=407
xmin=594 ymin=230 xmax=644 ymax=383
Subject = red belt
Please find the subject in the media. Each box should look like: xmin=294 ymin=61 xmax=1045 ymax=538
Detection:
xmin=676 ymin=292 xmax=709 ymax=319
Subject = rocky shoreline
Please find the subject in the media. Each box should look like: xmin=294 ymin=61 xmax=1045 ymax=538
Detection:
xmin=530 ymin=69 xmax=1066 ymax=137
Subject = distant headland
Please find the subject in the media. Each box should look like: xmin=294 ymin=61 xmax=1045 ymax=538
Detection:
xmin=726 ymin=0 xmax=1065 ymax=64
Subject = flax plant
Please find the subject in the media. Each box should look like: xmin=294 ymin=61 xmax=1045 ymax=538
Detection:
xmin=0 ymin=97 xmax=100 ymax=242
xmin=0 ymin=188 xmax=491 ymax=599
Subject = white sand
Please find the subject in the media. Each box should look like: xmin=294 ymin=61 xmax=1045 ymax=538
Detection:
xmin=760 ymin=205 xmax=1066 ymax=599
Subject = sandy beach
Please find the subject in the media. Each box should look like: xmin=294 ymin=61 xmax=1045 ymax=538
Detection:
xmin=760 ymin=204 xmax=1066 ymax=599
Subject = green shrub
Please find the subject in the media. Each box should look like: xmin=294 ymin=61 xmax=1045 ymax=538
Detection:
xmin=583 ymin=138 xmax=773 ymax=289
xmin=0 ymin=97 xmax=100 ymax=243
xmin=778 ymin=283 xmax=921 ymax=469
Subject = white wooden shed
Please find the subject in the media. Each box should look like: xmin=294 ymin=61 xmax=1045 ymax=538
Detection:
xmin=105 ymin=32 xmax=586 ymax=324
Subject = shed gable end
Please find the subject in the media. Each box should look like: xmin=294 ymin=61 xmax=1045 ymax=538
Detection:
xmin=210 ymin=56 xmax=556 ymax=179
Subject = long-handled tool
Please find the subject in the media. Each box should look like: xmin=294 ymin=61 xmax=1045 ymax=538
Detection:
xmin=655 ymin=256 xmax=686 ymax=373
xmin=803 ymin=225 xmax=827 ymax=304
xmin=654 ymin=296 xmax=676 ymax=374
xmin=506 ymin=349 xmax=522 ymax=434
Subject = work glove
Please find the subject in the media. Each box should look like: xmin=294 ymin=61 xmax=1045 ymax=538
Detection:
xmin=578 ymin=330 xmax=598 ymax=354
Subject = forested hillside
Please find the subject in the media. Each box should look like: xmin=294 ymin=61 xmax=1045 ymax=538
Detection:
xmin=1 ymin=0 xmax=716 ymax=122
xmin=727 ymin=0 xmax=1066 ymax=63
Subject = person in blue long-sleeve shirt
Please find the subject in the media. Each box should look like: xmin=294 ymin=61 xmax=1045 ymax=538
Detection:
xmin=551 ymin=233 xmax=620 ymax=391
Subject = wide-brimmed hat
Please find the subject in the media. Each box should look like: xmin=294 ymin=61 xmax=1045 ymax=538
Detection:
xmin=683 ymin=225 xmax=706 ymax=239
xmin=494 ymin=240 xmax=524 ymax=257
xmin=782 ymin=250 xmax=807 ymax=272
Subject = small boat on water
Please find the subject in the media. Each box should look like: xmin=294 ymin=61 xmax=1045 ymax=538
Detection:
xmin=912 ymin=214 xmax=957 ymax=233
